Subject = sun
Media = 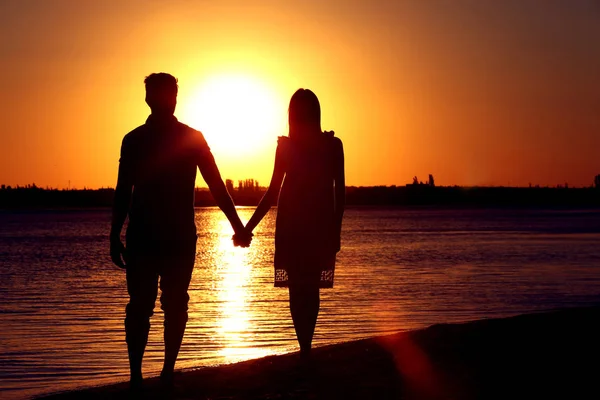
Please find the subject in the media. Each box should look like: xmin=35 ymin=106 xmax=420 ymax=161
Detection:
xmin=180 ymin=74 xmax=285 ymax=159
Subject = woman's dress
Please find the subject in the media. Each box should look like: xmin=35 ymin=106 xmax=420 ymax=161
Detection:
xmin=274 ymin=133 xmax=342 ymax=288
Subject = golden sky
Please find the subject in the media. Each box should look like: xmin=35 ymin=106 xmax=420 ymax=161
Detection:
xmin=1 ymin=0 xmax=599 ymax=188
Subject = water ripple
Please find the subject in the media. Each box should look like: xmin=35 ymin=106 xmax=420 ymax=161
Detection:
xmin=1 ymin=208 xmax=600 ymax=399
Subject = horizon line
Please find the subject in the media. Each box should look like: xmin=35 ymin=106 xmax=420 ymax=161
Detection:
xmin=1 ymin=183 xmax=597 ymax=191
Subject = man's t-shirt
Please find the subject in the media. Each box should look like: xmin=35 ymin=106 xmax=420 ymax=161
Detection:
xmin=119 ymin=114 xmax=211 ymax=249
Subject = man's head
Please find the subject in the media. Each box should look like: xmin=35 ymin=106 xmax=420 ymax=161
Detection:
xmin=144 ymin=73 xmax=178 ymax=115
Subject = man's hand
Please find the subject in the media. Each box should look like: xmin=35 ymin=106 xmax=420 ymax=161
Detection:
xmin=232 ymin=228 xmax=253 ymax=248
xmin=110 ymin=236 xmax=128 ymax=269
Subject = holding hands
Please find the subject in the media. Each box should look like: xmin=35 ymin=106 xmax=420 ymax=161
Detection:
xmin=232 ymin=226 xmax=253 ymax=248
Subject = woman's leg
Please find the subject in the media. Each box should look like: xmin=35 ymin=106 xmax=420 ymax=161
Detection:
xmin=289 ymin=280 xmax=320 ymax=357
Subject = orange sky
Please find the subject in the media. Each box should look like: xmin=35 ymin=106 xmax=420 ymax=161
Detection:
xmin=1 ymin=1 xmax=599 ymax=188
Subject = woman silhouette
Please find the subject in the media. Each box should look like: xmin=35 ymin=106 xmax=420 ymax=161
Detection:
xmin=244 ymin=89 xmax=345 ymax=359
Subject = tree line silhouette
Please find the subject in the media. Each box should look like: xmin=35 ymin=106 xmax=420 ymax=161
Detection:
xmin=1 ymin=179 xmax=599 ymax=209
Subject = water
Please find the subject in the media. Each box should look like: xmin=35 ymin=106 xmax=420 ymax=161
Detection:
xmin=1 ymin=207 xmax=599 ymax=399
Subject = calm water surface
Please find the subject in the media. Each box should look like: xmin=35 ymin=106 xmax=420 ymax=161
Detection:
xmin=1 ymin=207 xmax=600 ymax=399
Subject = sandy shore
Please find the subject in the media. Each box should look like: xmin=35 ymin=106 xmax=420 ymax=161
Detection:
xmin=39 ymin=306 xmax=600 ymax=399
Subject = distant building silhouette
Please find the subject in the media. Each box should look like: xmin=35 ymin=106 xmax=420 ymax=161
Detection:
xmin=410 ymin=175 xmax=435 ymax=186
xmin=225 ymin=179 xmax=234 ymax=193
xmin=595 ymin=174 xmax=600 ymax=189
xmin=237 ymin=179 xmax=260 ymax=192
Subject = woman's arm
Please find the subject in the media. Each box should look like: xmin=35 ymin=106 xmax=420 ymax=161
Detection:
xmin=245 ymin=139 xmax=287 ymax=233
xmin=333 ymin=138 xmax=345 ymax=252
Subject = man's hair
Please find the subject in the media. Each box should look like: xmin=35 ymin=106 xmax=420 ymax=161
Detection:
xmin=144 ymin=73 xmax=178 ymax=95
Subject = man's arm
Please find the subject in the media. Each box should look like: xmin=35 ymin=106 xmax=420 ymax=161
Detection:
xmin=197 ymin=149 xmax=247 ymax=241
xmin=110 ymin=139 xmax=133 ymax=268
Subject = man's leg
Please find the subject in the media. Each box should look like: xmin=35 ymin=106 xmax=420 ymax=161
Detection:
xmin=125 ymin=254 xmax=159 ymax=384
xmin=158 ymin=250 xmax=196 ymax=380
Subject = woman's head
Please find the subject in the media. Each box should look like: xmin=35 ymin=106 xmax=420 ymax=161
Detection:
xmin=288 ymin=89 xmax=321 ymax=140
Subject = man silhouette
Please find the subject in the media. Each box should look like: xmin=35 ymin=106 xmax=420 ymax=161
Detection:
xmin=110 ymin=73 xmax=251 ymax=389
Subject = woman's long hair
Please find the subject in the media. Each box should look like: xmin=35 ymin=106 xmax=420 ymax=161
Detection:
xmin=288 ymin=89 xmax=322 ymax=141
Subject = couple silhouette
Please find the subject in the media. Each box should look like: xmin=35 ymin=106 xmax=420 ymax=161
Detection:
xmin=110 ymin=73 xmax=345 ymax=390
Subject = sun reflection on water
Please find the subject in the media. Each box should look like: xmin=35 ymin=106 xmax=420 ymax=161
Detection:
xmin=212 ymin=216 xmax=275 ymax=361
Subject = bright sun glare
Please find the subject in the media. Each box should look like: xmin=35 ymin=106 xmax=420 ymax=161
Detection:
xmin=180 ymin=74 xmax=284 ymax=158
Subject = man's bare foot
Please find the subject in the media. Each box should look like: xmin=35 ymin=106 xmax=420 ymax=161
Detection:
xmin=129 ymin=373 xmax=143 ymax=392
xmin=160 ymin=369 xmax=175 ymax=388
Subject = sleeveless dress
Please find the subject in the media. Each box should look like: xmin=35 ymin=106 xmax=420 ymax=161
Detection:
xmin=274 ymin=133 xmax=342 ymax=288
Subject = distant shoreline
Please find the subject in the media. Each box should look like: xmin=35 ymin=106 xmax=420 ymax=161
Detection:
xmin=1 ymin=185 xmax=599 ymax=209
xmin=37 ymin=305 xmax=600 ymax=400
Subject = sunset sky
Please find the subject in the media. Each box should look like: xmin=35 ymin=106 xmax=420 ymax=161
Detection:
xmin=1 ymin=0 xmax=599 ymax=188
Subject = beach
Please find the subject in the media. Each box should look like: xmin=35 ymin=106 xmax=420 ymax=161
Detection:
xmin=38 ymin=306 xmax=600 ymax=399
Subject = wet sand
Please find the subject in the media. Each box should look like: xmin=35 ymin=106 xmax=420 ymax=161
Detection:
xmin=39 ymin=306 xmax=600 ymax=399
